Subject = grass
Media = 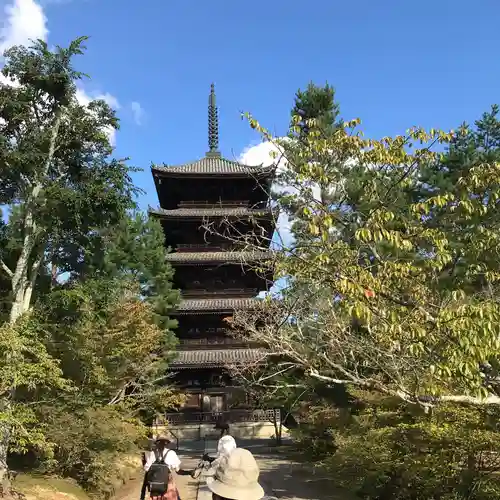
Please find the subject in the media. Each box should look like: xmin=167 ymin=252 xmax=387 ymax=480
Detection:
xmin=12 ymin=473 xmax=91 ymax=500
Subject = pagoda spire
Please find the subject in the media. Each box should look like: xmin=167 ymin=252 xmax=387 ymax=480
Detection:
xmin=207 ymin=83 xmax=221 ymax=157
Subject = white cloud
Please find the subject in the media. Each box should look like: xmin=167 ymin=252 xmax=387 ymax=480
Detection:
xmin=239 ymin=141 xmax=279 ymax=168
xmin=0 ymin=0 xmax=48 ymax=56
xmin=130 ymin=101 xmax=145 ymax=125
xmin=0 ymin=0 xmax=48 ymax=85
xmin=96 ymin=92 xmax=120 ymax=110
xmin=0 ymin=0 xmax=119 ymax=145
xmin=75 ymin=88 xmax=120 ymax=110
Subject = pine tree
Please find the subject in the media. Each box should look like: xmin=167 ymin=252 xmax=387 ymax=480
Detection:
xmin=82 ymin=212 xmax=179 ymax=331
xmin=278 ymin=82 xmax=343 ymax=247
xmin=290 ymin=82 xmax=341 ymax=141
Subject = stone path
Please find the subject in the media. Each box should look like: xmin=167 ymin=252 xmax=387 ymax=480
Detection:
xmin=114 ymin=443 xmax=351 ymax=500
xmin=256 ymin=453 xmax=349 ymax=500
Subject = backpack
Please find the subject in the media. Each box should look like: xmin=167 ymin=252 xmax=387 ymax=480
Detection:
xmin=147 ymin=449 xmax=171 ymax=496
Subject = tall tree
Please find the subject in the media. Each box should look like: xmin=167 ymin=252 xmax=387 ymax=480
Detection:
xmin=277 ymin=82 xmax=343 ymax=250
xmin=0 ymin=37 xmax=138 ymax=325
xmin=83 ymin=212 xmax=179 ymax=330
xmin=0 ymin=37 xmax=139 ymax=486
xmin=290 ymin=81 xmax=340 ymax=141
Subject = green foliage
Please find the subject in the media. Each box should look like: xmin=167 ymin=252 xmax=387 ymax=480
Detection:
xmin=0 ymin=36 xmax=139 ymax=326
xmin=7 ymin=276 xmax=180 ymax=492
xmin=37 ymin=406 xmax=145 ymax=497
xmin=324 ymin=398 xmax=500 ymax=499
xmin=290 ymin=81 xmax=341 ymax=140
xmin=83 ymin=212 xmax=179 ymax=329
xmin=238 ymin=99 xmax=500 ymax=499
xmin=36 ymin=278 xmax=172 ymax=407
xmin=0 ymin=38 xmax=179 ymax=492
xmin=243 ymin=104 xmax=500 ymax=405
xmin=0 ymin=320 xmax=68 ymax=456
xmin=278 ymin=82 xmax=343 ymax=248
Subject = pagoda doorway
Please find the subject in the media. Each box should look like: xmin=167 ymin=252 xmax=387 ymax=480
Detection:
xmin=202 ymin=394 xmax=225 ymax=413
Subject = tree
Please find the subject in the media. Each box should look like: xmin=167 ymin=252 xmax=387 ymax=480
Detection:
xmin=0 ymin=37 xmax=139 ymax=486
xmin=277 ymin=83 xmax=343 ymax=249
xmin=0 ymin=37 xmax=138 ymax=325
xmin=14 ymin=276 xmax=180 ymax=495
xmin=290 ymin=82 xmax=340 ymax=141
xmin=229 ymin=107 xmax=500 ymax=409
xmin=83 ymin=212 xmax=179 ymax=330
xmin=230 ymin=364 xmax=309 ymax=445
xmin=36 ymin=277 xmax=179 ymax=411
xmin=324 ymin=395 xmax=500 ymax=499
xmin=3 ymin=212 xmax=181 ymax=492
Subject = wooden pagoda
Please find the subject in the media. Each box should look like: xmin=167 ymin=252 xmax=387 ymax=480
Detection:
xmin=149 ymin=84 xmax=276 ymax=424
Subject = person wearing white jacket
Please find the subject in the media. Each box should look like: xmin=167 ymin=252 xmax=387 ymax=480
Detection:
xmin=203 ymin=421 xmax=237 ymax=470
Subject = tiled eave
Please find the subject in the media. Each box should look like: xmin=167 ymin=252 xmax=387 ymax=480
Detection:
xmin=168 ymin=348 xmax=267 ymax=369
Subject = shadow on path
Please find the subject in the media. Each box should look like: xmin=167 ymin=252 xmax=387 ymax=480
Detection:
xmin=256 ymin=453 xmax=352 ymax=500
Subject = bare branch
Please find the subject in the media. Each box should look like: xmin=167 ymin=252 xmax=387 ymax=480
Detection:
xmin=0 ymin=260 xmax=13 ymax=278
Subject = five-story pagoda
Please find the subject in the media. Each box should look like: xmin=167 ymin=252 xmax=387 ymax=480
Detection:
xmin=149 ymin=85 xmax=275 ymax=423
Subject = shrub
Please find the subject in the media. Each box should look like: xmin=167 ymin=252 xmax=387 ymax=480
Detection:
xmin=323 ymin=398 xmax=500 ymax=499
xmin=39 ymin=406 xmax=146 ymax=497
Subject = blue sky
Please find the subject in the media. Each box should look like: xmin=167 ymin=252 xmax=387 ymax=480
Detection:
xmin=1 ymin=0 xmax=500 ymax=212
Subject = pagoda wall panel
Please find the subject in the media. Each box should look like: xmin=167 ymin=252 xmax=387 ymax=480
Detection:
xmin=157 ymin=177 xmax=270 ymax=210
xmin=160 ymin=219 xmax=272 ymax=250
xmin=175 ymin=314 xmax=232 ymax=338
xmin=172 ymin=264 xmax=269 ymax=292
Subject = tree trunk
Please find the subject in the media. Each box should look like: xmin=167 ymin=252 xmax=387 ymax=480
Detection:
xmin=51 ymin=261 xmax=57 ymax=288
xmin=8 ymin=106 xmax=62 ymax=325
xmin=272 ymin=411 xmax=282 ymax=445
xmin=0 ymin=400 xmax=11 ymax=490
xmin=2 ymin=106 xmax=64 ymax=486
xmin=9 ymin=206 xmax=38 ymax=325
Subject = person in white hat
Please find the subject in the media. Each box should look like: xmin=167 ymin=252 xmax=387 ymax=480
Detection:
xmin=206 ymin=448 xmax=265 ymax=500
xmin=203 ymin=420 xmax=237 ymax=472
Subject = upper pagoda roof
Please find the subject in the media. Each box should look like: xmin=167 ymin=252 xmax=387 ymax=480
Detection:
xmin=151 ymin=156 xmax=274 ymax=178
xmin=149 ymin=206 xmax=275 ymax=218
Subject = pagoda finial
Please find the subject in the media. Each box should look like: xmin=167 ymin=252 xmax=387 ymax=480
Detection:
xmin=207 ymin=83 xmax=220 ymax=157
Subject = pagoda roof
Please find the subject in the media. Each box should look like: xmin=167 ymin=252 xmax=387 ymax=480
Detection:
xmin=170 ymin=348 xmax=266 ymax=369
xmin=149 ymin=206 xmax=275 ymax=218
xmin=172 ymin=297 xmax=260 ymax=315
xmin=165 ymin=251 xmax=273 ymax=264
xmin=151 ymin=155 xmax=274 ymax=178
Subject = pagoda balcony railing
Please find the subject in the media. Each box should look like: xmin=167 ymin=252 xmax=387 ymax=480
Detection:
xmin=175 ymin=244 xmax=229 ymax=252
xmin=187 ymin=326 xmax=230 ymax=335
xmin=178 ymin=338 xmax=250 ymax=348
xmin=164 ymin=409 xmax=280 ymax=425
xmin=181 ymin=288 xmax=258 ymax=298
xmin=178 ymin=200 xmax=250 ymax=208
xmin=186 ymin=327 xmax=229 ymax=335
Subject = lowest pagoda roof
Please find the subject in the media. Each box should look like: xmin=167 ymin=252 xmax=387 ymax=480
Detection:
xmin=151 ymin=155 xmax=274 ymax=178
xmin=149 ymin=206 xmax=275 ymax=218
xmin=170 ymin=348 xmax=266 ymax=369
xmin=171 ymin=297 xmax=261 ymax=315
xmin=165 ymin=251 xmax=273 ymax=264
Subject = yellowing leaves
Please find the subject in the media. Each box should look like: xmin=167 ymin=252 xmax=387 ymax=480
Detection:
xmin=243 ymin=108 xmax=500 ymax=404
